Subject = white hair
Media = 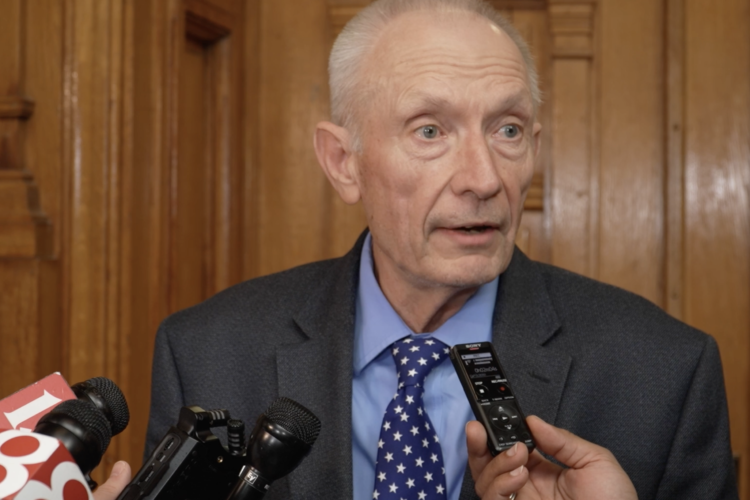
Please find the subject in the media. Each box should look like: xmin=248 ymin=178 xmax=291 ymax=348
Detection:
xmin=329 ymin=0 xmax=541 ymax=137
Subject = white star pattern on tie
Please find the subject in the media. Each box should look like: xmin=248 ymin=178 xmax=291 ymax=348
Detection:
xmin=373 ymin=337 xmax=448 ymax=499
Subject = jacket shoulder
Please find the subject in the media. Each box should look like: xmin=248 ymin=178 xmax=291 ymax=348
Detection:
xmin=159 ymin=257 xmax=343 ymax=346
xmin=530 ymin=259 xmax=710 ymax=351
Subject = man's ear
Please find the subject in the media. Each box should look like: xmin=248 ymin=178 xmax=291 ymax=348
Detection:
xmin=314 ymin=121 xmax=362 ymax=205
xmin=532 ymin=121 xmax=542 ymax=157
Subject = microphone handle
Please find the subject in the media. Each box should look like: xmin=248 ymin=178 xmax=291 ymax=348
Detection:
xmin=225 ymin=465 xmax=271 ymax=500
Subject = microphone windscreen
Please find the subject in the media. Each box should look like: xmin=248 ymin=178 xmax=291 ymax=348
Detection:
xmin=37 ymin=398 xmax=113 ymax=473
xmin=71 ymin=377 xmax=130 ymax=436
xmin=83 ymin=377 xmax=130 ymax=435
xmin=264 ymin=397 xmax=320 ymax=446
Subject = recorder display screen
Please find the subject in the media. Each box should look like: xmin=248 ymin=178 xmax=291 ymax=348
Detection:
xmin=460 ymin=352 xmax=505 ymax=380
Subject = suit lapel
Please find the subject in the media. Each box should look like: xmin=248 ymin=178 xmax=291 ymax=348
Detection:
xmin=459 ymin=249 xmax=572 ymax=499
xmin=491 ymin=249 xmax=571 ymax=424
xmin=275 ymin=236 xmax=571 ymax=499
xmin=277 ymin=233 xmax=366 ymax=499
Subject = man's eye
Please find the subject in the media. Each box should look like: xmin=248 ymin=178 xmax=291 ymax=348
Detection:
xmin=419 ymin=125 xmax=439 ymax=139
xmin=500 ymin=125 xmax=520 ymax=139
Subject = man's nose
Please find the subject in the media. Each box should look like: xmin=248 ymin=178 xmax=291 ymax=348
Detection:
xmin=450 ymin=132 xmax=503 ymax=200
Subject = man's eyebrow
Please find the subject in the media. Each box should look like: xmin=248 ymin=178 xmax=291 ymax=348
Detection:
xmin=397 ymin=92 xmax=453 ymax=116
xmin=397 ymin=90 xmax=533 ymax=119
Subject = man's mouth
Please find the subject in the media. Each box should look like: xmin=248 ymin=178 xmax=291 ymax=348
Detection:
xmin=453 ymin=224 xmax=497 ymax=234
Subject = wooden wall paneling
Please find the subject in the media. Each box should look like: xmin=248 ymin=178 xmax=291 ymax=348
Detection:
xmin=665 ymin=0 xmax=684 ymax=320
xmin=171 ymin=0 xmax=243 ymax=309
xmin=116 ymin=0 xmax=137 ymax=474
xmin=181 ymin=0 xmax=244 ymax=300
xmin=210 ymin=34 xmax=243 ymax=294
xmin=60 ymin=0 xmax=129 ymax=482
xmin=259 ymin=0 xmax=332 ymax=274
xmin=597 ymin=0 xmax=664 ymax=304
xmin=23 ymin=1 xmax=63 ymax=257
xmin=684 ymin=0 xmax=750 ymax=495
xmin=548 ymin=1 xmax=596 ymax=277
xmin=0 ymin=0 xmax=58 ymax=402
xmin=174 ymin=36 xmax=211 ymax=312
xmin=242 ymin=0 xmax=261 ymax=280
xmin=103 ymin=0 xmax=128 ymax=477
xmin=0 ymin=96 xmax=34 ymax=119
xmin=61 ymin=0 xmax=120 ymax=398
xmin=0 ymin=0 xmax=22 ymax=97
xmin=122 ymin=0 xmax=246 ymax=466
xmin=125 ymin=0 xmax=181 ymax=472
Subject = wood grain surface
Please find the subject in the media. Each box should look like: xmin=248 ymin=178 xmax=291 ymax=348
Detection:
xmin=0 ymin=0 xmax=748 ymax=494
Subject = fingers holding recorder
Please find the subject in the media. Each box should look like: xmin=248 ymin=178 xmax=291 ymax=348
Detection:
xmin=466 ymin=420 xmax=529 ymax=499
xmin=524 ymin=416 xmax=637 ymax=500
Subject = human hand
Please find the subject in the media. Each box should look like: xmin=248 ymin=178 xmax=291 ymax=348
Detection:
xmin=466 ymin=415 xmax=637 ymax=500
xmin=93 ymin=461 xmax=131 ymax=500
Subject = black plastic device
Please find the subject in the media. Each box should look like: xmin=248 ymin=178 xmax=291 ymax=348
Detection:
xmin=450 ymin=342 xmax=535 ymax=456
xmin=116 ymin=406 xmax=245 ymax=500
xmin=117 ymin=398 xmax=321 ymax=500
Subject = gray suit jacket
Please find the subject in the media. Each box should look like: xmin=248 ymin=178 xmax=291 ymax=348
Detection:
xmin=145 ymin=232 xmax=738 ymax=499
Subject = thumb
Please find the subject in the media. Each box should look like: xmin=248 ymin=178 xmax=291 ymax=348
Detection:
xmin=93 ymin=461 xmax=131 ymax=500
xmin=465 ymin=420 xmax=494 ymax=480
xmin=526 ymin=415 xmax=616 ymax=469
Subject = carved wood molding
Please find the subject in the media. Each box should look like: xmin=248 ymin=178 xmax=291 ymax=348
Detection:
xmin=549 ymin=2 xmax=595 ymax=58
xmin=0 ymin=170 xmax=52 ymax=257
xmin=0 ymin=96 xmax=35 ymax=119
xmin=185 ymin=0 xmax=232 ymax=43
xmin=186 ymin=11 xmax=231 ymax=42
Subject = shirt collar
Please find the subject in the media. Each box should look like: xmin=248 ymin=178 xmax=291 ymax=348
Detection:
xmin=353 ymin=233 xmax=499 ymax=375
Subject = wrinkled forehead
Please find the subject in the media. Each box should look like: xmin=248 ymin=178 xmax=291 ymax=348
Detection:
xmin=358 ymin=9 xmax=533 ymax=118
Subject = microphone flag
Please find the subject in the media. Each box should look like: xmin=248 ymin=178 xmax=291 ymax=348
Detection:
xmin=0 ymin=428 xmax=94 ymax=500
xmin=0 ymin=374 xmax=76 ymax=431
xmin=0 ymin=373 xmax=92 ymax=499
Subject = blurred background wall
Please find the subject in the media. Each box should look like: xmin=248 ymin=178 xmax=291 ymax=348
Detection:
xmin=0 ymin=0 xmax=748 ymax=494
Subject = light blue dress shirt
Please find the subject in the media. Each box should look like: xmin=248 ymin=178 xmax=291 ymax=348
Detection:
xmin=352 ymin=233 xmax=498 ymax=500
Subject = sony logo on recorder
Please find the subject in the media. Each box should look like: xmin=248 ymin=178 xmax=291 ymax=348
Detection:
xmin=0 ymin=428 xmax=93 ymax=500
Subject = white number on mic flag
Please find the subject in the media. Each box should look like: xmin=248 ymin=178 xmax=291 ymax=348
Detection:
xmin=14 ymin=461 xmax=94 ymax=500
xmin=0 ymin=430 xmax=91 ymax=499
xmin=0 ymin=430 xmax=59 ymax=498
xmin=3 ymin=391 xmax=62 ymax=430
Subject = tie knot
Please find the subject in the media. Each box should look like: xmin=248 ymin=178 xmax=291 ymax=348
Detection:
xmin=390 ymin=337 xmax=448 ymax=386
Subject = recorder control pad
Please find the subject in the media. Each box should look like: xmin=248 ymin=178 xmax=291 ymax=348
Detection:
xmin=485 ymin=400 xmax=531 ymax=444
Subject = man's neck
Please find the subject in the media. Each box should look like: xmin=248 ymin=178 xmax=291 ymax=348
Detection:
xmin=372 ymin=259 xmax=480 ymax=334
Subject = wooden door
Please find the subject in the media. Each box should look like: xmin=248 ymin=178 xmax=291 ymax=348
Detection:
xmin=0 ymin=0 xmax=748 ymax=495
xmin=123 ymin=0 xmax=248 ymax=472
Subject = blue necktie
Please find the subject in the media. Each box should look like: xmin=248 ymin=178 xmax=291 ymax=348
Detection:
xmin=372 ymin=337 xmax=449 ymax=499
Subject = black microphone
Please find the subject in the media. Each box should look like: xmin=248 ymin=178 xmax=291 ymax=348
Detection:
xmin=35 ymin=377 xmax=130 ymax=489
xmin=0 ymin=375 xmax=129 ymax=497
xmin=225 ymin=397 xmax=321 ymax=500
xmin=35 ymin=398 xmax=113 ymax=488
xmin=72 ymin=376 xmax=131 ymax=436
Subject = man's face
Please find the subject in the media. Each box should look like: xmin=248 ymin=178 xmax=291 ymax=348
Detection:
xmin=353 ymin=10 xmax=540 ymax=292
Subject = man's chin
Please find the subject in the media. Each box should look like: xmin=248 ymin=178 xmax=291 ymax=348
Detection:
xmin=424 ymin=257 xmax=508 ymax=289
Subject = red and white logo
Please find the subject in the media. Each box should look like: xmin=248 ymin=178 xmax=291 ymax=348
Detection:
xmin=0 ymin=429 xmax=93 ymax=500
xmin=0 ymin=374 xmax=76 ymax=431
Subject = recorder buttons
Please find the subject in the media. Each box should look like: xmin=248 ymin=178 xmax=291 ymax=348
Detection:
xmin=488 ymin=402 xmax=523 ymax=436
xmin=474 ymin=384 xmax=491 ymax=399
xmin=495 ymin=383 xmax=512 ymax=398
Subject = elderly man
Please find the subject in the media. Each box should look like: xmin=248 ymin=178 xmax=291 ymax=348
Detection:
xmin=95 ymin=0 xmax=737 ymax=499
